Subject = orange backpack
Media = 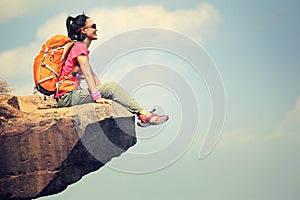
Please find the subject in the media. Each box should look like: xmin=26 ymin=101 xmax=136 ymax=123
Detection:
xmin=33 ymin=34 xmax=75 ymax=96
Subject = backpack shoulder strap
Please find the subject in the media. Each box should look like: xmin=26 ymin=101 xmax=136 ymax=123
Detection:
xmin=61 ymin=41 xmax=75 ymax=61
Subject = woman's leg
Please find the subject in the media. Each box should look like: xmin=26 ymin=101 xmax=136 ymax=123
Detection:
xmin=56 ymin=83 xmax=142 ymax=111
xmin=56 ymin=89 xmax=93 ymax=107
xmin=56 ymin=82 xmax=168 ymax=127
xmin=97 ymin=82 xmax=169 ymax=126
xmin=97 ymin=82 xmax=144 ymax=114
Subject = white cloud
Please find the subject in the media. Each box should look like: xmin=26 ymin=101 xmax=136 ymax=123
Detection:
xmin=0 ymin=0 xmax=28 ymax=21
xmin=0 ymin=42 xmax=39 ymax=96
xmin=0 ymin=0 xmax=50 ymax=21
xmin=1 ymin=3 xmax=221 ymax=96
xmin=36 ymin=13 xmax=68 ymax=42
xmin=89 ymin=3 xmax=220 ymax=45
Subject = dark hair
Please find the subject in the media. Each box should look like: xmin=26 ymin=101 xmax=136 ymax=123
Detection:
xmin=66 ymin=14 xmax=89 ymax=41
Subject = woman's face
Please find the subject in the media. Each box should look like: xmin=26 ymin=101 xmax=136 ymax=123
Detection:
xmin=82 ymin=18 xmax=98 ymax=41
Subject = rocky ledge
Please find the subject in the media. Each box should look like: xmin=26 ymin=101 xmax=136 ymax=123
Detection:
xmin=0 ymin=94 xmax=136 ymax=200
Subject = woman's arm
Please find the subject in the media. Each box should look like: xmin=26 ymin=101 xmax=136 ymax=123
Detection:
xmin=92 ymin=69 xmax=101 ymax=86
xmin=77 ymin=54 xmax=101 ymax=86
xmin=77 ymin=54 xmax=111 ymax=104
xmin=77 ymin=54 xmax=97 ymax=94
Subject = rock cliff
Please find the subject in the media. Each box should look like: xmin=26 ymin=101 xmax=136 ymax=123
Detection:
xmin=0 ymin=94 xmax=137 ymax=200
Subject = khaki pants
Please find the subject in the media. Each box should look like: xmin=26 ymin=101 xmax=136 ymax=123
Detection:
xmin=56 ymin=82 xmax=143 ymax=114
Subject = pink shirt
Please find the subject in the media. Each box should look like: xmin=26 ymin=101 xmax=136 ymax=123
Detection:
xmin=55 ymin=42 xmax=89 ymax=98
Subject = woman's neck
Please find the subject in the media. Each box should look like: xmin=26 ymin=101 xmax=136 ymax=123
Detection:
xmin=82 ymin=39 xmax=91 ymax=48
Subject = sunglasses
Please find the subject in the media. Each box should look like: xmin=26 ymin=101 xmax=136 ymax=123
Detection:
xmin=78 ymin=24 xmax=97 ymax=31
xmin=84 ymin=24 xmax=97 ymax=29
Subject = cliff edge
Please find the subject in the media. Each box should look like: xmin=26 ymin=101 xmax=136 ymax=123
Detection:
xmin=0 ymin=94 xmax=137 ymax=200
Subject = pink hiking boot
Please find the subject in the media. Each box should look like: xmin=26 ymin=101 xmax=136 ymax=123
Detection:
xmin=137 ymin=109 xmax=169 ymax=127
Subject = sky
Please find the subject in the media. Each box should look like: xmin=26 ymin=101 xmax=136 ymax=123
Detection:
xmin=1 ymin=0 xmax=300 ymax=199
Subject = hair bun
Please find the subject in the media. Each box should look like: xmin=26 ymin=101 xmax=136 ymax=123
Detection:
xmin=66 ymin=14 xmax=89 ymax=41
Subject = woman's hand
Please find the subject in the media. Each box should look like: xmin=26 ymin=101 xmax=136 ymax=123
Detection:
xmin=95 ymin=98 xmax=113 ymax=105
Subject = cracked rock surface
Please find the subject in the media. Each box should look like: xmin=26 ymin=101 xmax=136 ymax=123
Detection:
xmin=0 ymin=95 xmax=136 ymax=200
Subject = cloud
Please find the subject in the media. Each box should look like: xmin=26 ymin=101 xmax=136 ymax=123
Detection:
xmin=0 ymin=42 xmax=39 ymax=95
xmin=36 ymin=13 xmax=68 ymax=42
xmin=0 ymin=0 xmax=49 ymax=21
xmin=88 ymin=3 xmax=221 ymax=45
xmin=1 ymin=3 xmax=221 ymax=95
xmin=0 ymin=0 xmax=28 ymax=21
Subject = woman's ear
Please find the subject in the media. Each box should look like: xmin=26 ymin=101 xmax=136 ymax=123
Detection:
xmin=81 ymin=27 xmax=87 ymax=35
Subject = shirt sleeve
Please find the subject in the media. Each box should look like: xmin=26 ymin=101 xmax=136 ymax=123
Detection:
xmin=70 ymin=42 xmax=89 ymax=60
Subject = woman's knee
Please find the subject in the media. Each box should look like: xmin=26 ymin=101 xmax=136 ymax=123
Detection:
xmin=100 ymin=82 xmax=120 ymax=96
xmin=106 ymin=82 xmax=119 ymax=91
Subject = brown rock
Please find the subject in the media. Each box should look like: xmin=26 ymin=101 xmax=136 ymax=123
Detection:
xmin=0 ymin=95 xmax=136 ymax=200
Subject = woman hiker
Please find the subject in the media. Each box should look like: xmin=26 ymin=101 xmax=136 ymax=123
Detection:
xmin=55 ymin=13 xmax=169 ymax=127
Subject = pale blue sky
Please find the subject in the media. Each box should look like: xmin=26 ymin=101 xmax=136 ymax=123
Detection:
xmin=1 ymin=0 xmax=299 ymax=199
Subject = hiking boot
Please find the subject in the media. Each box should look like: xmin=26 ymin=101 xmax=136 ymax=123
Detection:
xmin=137 ymin=109 xmax=169 ymax=127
